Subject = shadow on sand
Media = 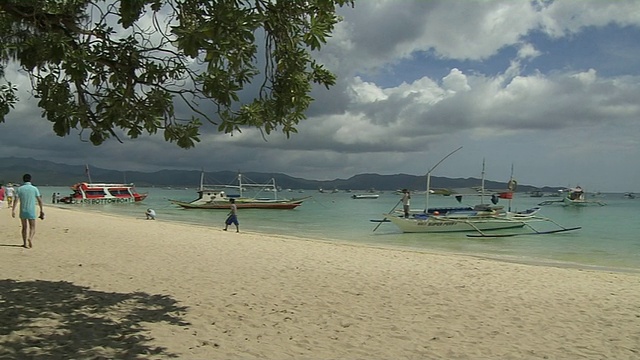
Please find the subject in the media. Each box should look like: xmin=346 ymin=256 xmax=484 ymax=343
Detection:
xmin=0 ymin=279 xmax=189 ymax=359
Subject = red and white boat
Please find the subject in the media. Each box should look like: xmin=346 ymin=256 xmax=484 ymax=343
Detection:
xmin=59 ymin=182 xmax=148 ymax=204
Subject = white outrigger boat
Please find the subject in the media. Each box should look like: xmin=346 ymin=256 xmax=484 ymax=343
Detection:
xmin=376 ymin=148 xmax=581 ymax=237
xmin=384 ymin=205 xmax=524 ymax=233
xmin=170 ymin=172 xmax=309 ymax=210
xmin=384 ymin=205 xmax=579 ymax=237
xmin=538 ymin=186 xmax=606 ymax=207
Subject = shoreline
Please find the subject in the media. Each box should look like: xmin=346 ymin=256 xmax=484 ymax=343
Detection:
xmin=41 ymin=203 xmax=640 ymax=276
xmin=1 ymin=206 xmax=639 ymax=359
xmin=53 ymin=203 xmax=640 ymax=275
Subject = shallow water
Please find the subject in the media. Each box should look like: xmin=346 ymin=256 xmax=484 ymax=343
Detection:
xmin=42 ymin=186 xmax=640 ymax=271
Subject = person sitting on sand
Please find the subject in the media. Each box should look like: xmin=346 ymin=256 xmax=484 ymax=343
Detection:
xmin=145 ymin=208 xmax=156 ymax=220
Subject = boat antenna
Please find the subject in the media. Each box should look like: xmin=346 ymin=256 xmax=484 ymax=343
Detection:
xmin=85 ymin=164 xmax=92 ymax=184
xmin=425 ymin=146 xmax=463 ymax=213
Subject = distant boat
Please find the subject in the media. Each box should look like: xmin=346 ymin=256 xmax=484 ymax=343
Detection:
xmin=351 ymin=194 xmax=379 ymax=199
xmin=170 ymin=172 xmax=309 ymax=210
xmin=624 ymin=192 xmax=636 ymax=199
xmin=538 ymin=186 xmax=606 ymax=206
xmin=530 ymin=190 xmax=544 ymax=197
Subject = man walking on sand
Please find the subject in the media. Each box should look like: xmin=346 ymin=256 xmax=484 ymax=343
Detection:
xmin=223 ymin=198 xmax=239 ymax=232
xmin=12 ymin=174 xmax=44 ymax=249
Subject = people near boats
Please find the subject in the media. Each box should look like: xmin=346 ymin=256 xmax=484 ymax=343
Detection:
xmin=11 ymin=174 xmax=44 ymax=249
xmin=145 ymin=208 xmax=156 ymax=220
xmin=51 ymin=192 xmax=62 ymax=204
xmin=223 ymin=198 xmax=239 ymax=232
xmin=401 ymin=189 xmax=411 ymax=218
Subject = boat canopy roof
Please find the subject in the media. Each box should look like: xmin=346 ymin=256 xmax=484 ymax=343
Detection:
xmin=71 ymin=182 xmax=136 ymax=190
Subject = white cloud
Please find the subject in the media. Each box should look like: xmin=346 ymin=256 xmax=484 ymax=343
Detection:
xmin=442 ymin=68 xmax=471 ymax=92
xmin=539 ymin=0 xmax=640 ymax=37
xmin=517 ymin=43 xmax=541 ymax=60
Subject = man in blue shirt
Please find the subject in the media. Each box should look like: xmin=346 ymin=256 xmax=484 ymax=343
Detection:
xmin=11 ymin=174 xmax=44 ymax=249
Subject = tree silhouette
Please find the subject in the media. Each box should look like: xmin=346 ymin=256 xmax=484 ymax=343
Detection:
xmin=0 ymin=279 xmax=189 ymax=359
xmin=0 ymin=0 xmax=353 ymax=148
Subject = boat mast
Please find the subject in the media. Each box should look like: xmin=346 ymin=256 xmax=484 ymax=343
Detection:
xmin=271 ymin=178 xmax=278 ymax=201
xmin=425 ymin=146 xmax=463 ymax=213
xmin=85 ymin=164 xmax=93 ymax=184
xmin=508 ymin=163 xmax=514 ymax=212
xmin=481 ymin=158 xmax=485 ymax=205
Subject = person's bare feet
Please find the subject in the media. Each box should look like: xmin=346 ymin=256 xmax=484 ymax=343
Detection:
xmin=27 ymin=240 xmax=32 ymax=248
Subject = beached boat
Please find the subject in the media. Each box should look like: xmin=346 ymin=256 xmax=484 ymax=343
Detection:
xmin=170 ymin=173 xmax=310 ymax=210
xmin=59 ymin=182 xmax=148 ymax=204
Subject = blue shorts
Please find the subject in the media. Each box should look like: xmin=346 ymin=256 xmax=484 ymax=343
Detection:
xmin=225 ymin=215 xmax=239 ymax=225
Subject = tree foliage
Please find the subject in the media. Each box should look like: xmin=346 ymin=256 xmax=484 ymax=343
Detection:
xmin=0 ymin=0 xmax=353 ymax=148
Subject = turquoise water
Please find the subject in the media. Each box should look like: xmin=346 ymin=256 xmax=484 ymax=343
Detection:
xmin=42 ymin=186 xmax=640 ymax=272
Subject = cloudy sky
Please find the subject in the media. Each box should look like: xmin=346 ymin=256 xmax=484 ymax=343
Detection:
xmin=2 ymin=0 xmax=640 ymax=192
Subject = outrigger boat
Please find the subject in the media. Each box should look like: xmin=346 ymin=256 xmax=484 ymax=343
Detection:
xmin=170 ymin=173 xmax=310 ymax=210
xmin=383 ymin=205 xmax=579 ymax=236
xmin=375 ymin=148 xmax=580 ymax=237
xmin=538 ymin=186 xmax=606 ymax=206
xmin=383 ymin=205 xmax=525 ymax=233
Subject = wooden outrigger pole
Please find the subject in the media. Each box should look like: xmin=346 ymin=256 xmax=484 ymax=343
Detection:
xmin=425 ymin=146 xmax=463 ymax=213
xmin=466 ymin=216 xmax=581 ymax=238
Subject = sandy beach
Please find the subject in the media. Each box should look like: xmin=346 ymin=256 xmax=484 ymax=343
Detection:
xmin=1 ymin=206 xmax=638 ymax=359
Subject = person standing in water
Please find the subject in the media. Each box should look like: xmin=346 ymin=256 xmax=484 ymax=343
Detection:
xmin=401 ymin=189 xmax=411 ymax=218
xmin=223 ymin=198 xmax=239 ymax=232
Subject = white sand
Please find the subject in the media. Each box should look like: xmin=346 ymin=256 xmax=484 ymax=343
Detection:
xmin=1 ymin=206 xmax=638 ymax=359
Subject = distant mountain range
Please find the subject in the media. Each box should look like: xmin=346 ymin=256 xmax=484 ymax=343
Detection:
xmin=0 ymin=157 xmax=562 ymax=193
